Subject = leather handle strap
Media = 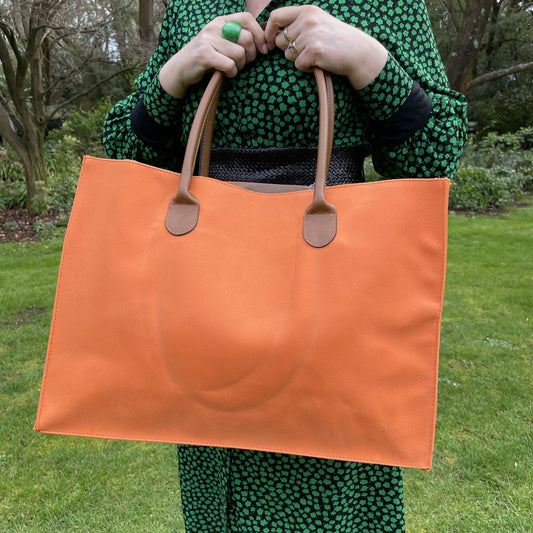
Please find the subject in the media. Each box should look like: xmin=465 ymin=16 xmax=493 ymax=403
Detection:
xmin=303 ymin=70 xmax=336 ymax=248
xmin=198 ymin=69 xmax=335 ymax=180
xmin=198 ymin=83 xmax=219 ymax=178
xmin=165 ymin=68 xmax=337 ymax=248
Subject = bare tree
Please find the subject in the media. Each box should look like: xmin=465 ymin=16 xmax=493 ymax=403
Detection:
xmin=438 ymin=0 xmax=533 ymax=93
xmin=0 ymin=0 xmax=141 ymax=213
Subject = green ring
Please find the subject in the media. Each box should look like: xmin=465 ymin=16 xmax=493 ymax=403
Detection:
xmin=222 ymin=22 xmax=242 ymax=43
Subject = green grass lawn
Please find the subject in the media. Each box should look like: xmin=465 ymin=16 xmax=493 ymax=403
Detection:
xmin=405 ymin=200 xmax=533 ymax=532
xmin=1 ymin=199 xmax=532 ymax=532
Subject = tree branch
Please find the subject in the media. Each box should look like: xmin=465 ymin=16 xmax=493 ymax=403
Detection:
xmin=0 ymin=27 xmax=30 ymax=121
xmin=441 ymin=0 xmax=461 ymax=34
xmin=499 ymin=0 xmax=516 ymax=12
xmin=49 ymin=64 xmax=142 ymax=118
xmin=0 ymin=102 xmax=24 ymax=153
xmin=0 ymin=33 xmax=17 ymax=94
xmin=0 ymin=22 xmax=24 ymax=69
xmin=467 ymin=61 xmax=533 ymax=90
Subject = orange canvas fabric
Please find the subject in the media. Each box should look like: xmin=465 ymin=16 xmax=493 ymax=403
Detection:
xmin=35 ymin=70 xmax=449 ymax=470
xmin=34 ymin=155 xmax=448 ymax=470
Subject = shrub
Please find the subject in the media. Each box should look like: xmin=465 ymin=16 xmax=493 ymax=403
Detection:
xmin=0 ymin=148 xmax=26 ymax=209
xmin=461 ymin=127 xmax=533 ymax=192
xmin=449 ymin=166 xmax=526 ymax=211
xmin=0 ymin=100 xmax=111 ymax=218
xmin=453 ymin=127 xmax=533 ymax=210
xmin=42 ymin=100 xmax=111 ymax=213
xmin=45 ymin=134 xmax=82 ymax=213
xmin=47 ymin=99 xmax=110 ymax=158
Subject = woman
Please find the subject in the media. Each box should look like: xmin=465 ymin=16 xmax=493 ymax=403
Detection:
xmin=103 ymin=1 xmax=467 ymax=531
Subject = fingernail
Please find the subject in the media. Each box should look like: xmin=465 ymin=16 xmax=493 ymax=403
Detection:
xmin=262 ymin=44 xmax=268 ymax=54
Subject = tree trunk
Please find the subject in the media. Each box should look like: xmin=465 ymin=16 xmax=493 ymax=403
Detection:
xmin=445 ymin=0 xmax=493 ymax=93
xmin=16 ymin=125 xmax=48 ymax=215
xmin=139 ymin=0 xmax=156 ymax=61
xmin=24 ymin=151 xmax=48 ymax=215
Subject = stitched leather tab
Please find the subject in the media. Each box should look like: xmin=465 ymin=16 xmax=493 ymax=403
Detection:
xmin=165 ymin=200 xmax=199 ymax=236
xmin=166 ymin=69 xmax=338 ymax=245
xmin=303 ymin=211 xmax=337 ymax=248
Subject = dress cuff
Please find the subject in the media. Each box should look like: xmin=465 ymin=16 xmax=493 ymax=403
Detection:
xmin=358 ymin=54 xmax=413 ymax=121
xmin=130 ymin=77 xmax=183 ymax=148
xmin=359 ymin=55 xmax=433 ymax=145
xmin=367 ymin=81 xmax=433 ymax=145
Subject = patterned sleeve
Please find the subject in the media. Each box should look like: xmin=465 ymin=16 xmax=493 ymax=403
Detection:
xmin=354 ymin=0 xmax=468 ymax=179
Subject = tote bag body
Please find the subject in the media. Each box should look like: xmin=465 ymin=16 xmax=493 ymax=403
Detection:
xmin=34 ymin=70 xmax=449 ymax=470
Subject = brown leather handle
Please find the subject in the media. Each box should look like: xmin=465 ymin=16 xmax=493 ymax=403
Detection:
xmin=198 ymin=70 xmax=335 ymax=179
xmin=165 ymin=68 xmax=337 ymax=248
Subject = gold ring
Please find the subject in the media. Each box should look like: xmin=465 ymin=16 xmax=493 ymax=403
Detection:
xmin=287 ymin=41 xmax=300 ymax=55
xmin=283 ymin=28 xmax=300 ymax=54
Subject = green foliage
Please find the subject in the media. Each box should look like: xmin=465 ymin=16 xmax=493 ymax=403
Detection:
xmin=468 ymin=81 xmax=533 ymax=135
xmin=44 ymin=134 xmax=82 ymax=214
xmin=0 ymin=101 xmax=111 ymax=215
xmin=32 ymin=219 xmax=67 ymax=241
xmin=448 ymin=127 xmax=533 ymax=211
xmin=462 ymin=127 xmax=533 ymax=197
xmin=363 ymin=127 xmax=532 ymax=212
xmin=466 ymin=64 xmax=533 ymax=137
xmin=449 ymin=166 xmax=526 ymax=211
xmin=42 ymin=101 xmax=111 ymax=213
xmin=47 ymin=99 xmax=111 ymax=159
xmin=31 ymin=182 xmax=50 ymax=216
xmin=0 ymin=147 xmax=26 ymax=209
xmin=0 ymin=178 xmax=27 ymax=211
xmin=476 ymin=127 xmax=533 ymax=152
xmin=466 ymin=4 xmax=533 ymax=134
xmin=425 ymin=0 xmax=533 ymax=134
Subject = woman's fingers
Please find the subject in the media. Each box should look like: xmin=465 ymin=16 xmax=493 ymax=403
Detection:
xmin=213 ymin=39 xmax=248 ymax=74
xmin=159 ymin=13 xmax=268 ymax=97
xmin=274 ymin=26 xmax=299 ymax=54
xmin=265 ymin=5 xmax=388 ymax=88
xmin=212 ymin=28 xmax=261 ymax=76
xmin=218 ymin=13 xmax=268 ymax=55
xmin=264 ymin=6 xmax=304 ymax=49
xmin=206 ymin=50 xmax=240 ymax=78
xmin=232 ymin=28 xmax=260 ymax=65
xmin=200 ymin=14 xmax=268 ymax=75
xmin=265 ymin=6 xmax=328 ymax=72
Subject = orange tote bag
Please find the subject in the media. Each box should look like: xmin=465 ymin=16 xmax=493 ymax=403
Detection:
xmin=35 ymin=69 xmax=449 ymax=470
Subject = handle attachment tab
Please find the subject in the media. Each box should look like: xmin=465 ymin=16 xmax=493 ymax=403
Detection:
xmin=165 ymin=68 xmax=337 ymax=248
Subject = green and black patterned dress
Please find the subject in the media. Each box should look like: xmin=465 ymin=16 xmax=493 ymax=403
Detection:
xmin=103 ymin=1 xmax=467 ymax=531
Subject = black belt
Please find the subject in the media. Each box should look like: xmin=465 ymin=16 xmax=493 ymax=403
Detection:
xmin=197 ymin=147 xmax=366 ymax=186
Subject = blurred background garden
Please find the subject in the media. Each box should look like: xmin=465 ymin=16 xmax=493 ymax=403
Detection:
xmin=1 ymin=0 xmax=533 ymax=222
xmin=1 ymin=1 xmax=532 ymax=531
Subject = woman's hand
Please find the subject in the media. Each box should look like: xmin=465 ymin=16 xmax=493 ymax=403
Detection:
xmin=159 ymin=13 xmax=268 ymax=99
xmin=264 ymin=6 xmax=388 ymax=90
